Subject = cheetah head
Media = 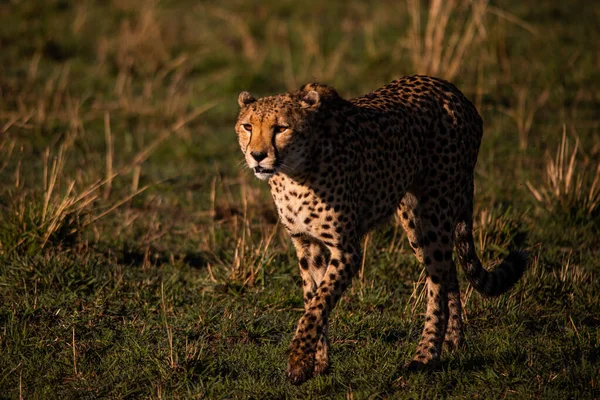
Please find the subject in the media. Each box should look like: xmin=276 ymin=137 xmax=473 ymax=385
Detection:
xmin=235 ymin=89 xmax=321 ymax=181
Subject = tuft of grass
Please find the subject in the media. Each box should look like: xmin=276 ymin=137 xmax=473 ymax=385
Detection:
xmin=0 ymin=139 xmax=147 ymax=256
xmin=1 ymin=143 xmax=96 ymax=254
xmin=527 ymin=126 xmax=600 ymax=220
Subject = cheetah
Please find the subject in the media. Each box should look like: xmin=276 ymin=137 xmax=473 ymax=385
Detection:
xmin=235 ymin=75 xmax=527 ymax=384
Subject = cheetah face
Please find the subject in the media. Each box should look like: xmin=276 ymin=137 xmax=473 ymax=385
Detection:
xmin=235 ymin=90 xmax=320 ymax=181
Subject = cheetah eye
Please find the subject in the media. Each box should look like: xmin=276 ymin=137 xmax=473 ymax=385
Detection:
xmin=273 ymin=125 xmax=289 ymax=134
xmin=241 ymin=124 xmax=252 ymax=132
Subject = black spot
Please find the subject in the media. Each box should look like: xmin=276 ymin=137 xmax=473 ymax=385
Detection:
xmin=315 ymin=255 xmax=324 ymax=266
xmin=300 ymin=258 xmax=309 ymax=270
xmin=433 ymin=250 xmax=443 ymax=262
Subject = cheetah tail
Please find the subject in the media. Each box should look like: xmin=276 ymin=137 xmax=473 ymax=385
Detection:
xmin=454 ymin=221 xmax=528 ymax=297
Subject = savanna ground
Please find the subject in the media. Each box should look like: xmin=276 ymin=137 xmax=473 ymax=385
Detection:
xmin=0 ymin=0 xmax=599 ymax=398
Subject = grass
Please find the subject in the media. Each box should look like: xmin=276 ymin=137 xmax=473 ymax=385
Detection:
xmin=1 ymin=0 xmax=599 ymax=398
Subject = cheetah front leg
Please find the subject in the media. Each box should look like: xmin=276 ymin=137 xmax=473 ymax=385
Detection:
xmin=290 ymin=236 xmax=331 ymax=376
xmin=286 ymin=238 xmax=361 ymax=385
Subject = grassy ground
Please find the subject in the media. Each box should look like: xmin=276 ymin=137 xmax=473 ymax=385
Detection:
xmin=1 ymin=0 xmax=599 ymax=398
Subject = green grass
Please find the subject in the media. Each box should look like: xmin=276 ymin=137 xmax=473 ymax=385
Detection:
xmin=1 ymin=0 xmax=599 ymax=398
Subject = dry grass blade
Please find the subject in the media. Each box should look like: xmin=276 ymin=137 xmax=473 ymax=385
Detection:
xmin=0 ymin=138 xmax=16 ymax=175
xmin=161 ymin=282 xmax=176 ymax=369
xmin=104 ymin=111 xmax=114 ymax=200
xmin=406 ymin=269 xmax=428 ymax=318
xmin=86 ymin=186 xmax=149 ymax=227
xmin=487 ymin=5 xmax=538 ymax=35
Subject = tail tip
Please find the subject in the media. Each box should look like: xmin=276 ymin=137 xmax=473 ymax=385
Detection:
xmin=506 ymin=249 xmax=529 ymax=271
xmin=504 ymin=249 xmax=529 ymax=285
xmin=482 ymin=249 xmax=529 ymax=297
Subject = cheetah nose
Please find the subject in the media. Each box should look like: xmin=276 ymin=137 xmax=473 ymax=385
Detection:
xmin=250 ymin=151 xmax=268 ymax=162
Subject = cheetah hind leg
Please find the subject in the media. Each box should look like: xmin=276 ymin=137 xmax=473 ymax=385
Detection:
xmin=398 ymin=194 xmax=451 ymax=371
xmin=443 ymin=201 xmax=472 ymax=352
xmin=443 ymin=261 xmax=463 ymax=352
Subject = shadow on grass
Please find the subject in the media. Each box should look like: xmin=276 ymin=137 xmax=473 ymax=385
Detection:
xmin=115 ymin=244 xmax=208 ymax=269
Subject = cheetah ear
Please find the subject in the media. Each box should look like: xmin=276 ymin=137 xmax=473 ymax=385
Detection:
xmin=238 ymin=91 xmax=256 ymax=108
xmin=300 ymin=90 xmax=320 ymax=109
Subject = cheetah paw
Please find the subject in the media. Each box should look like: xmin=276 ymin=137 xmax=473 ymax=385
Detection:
xmin=313 ymin=357 xmax=329 ymax=376
xmin=286 ymin=351 xmax=315 ymax=385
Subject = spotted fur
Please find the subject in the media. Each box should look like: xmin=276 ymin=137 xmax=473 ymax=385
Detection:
xmin=235 ymin=75 xmax=527 ymax=384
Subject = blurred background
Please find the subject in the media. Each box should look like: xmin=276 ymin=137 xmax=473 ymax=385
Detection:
xmin=0 ymin=0 xmax=599 ymax=398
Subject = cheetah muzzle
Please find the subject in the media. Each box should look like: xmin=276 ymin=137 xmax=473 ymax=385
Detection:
xmin=235 ymin=75 xmax=528 ymax=384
